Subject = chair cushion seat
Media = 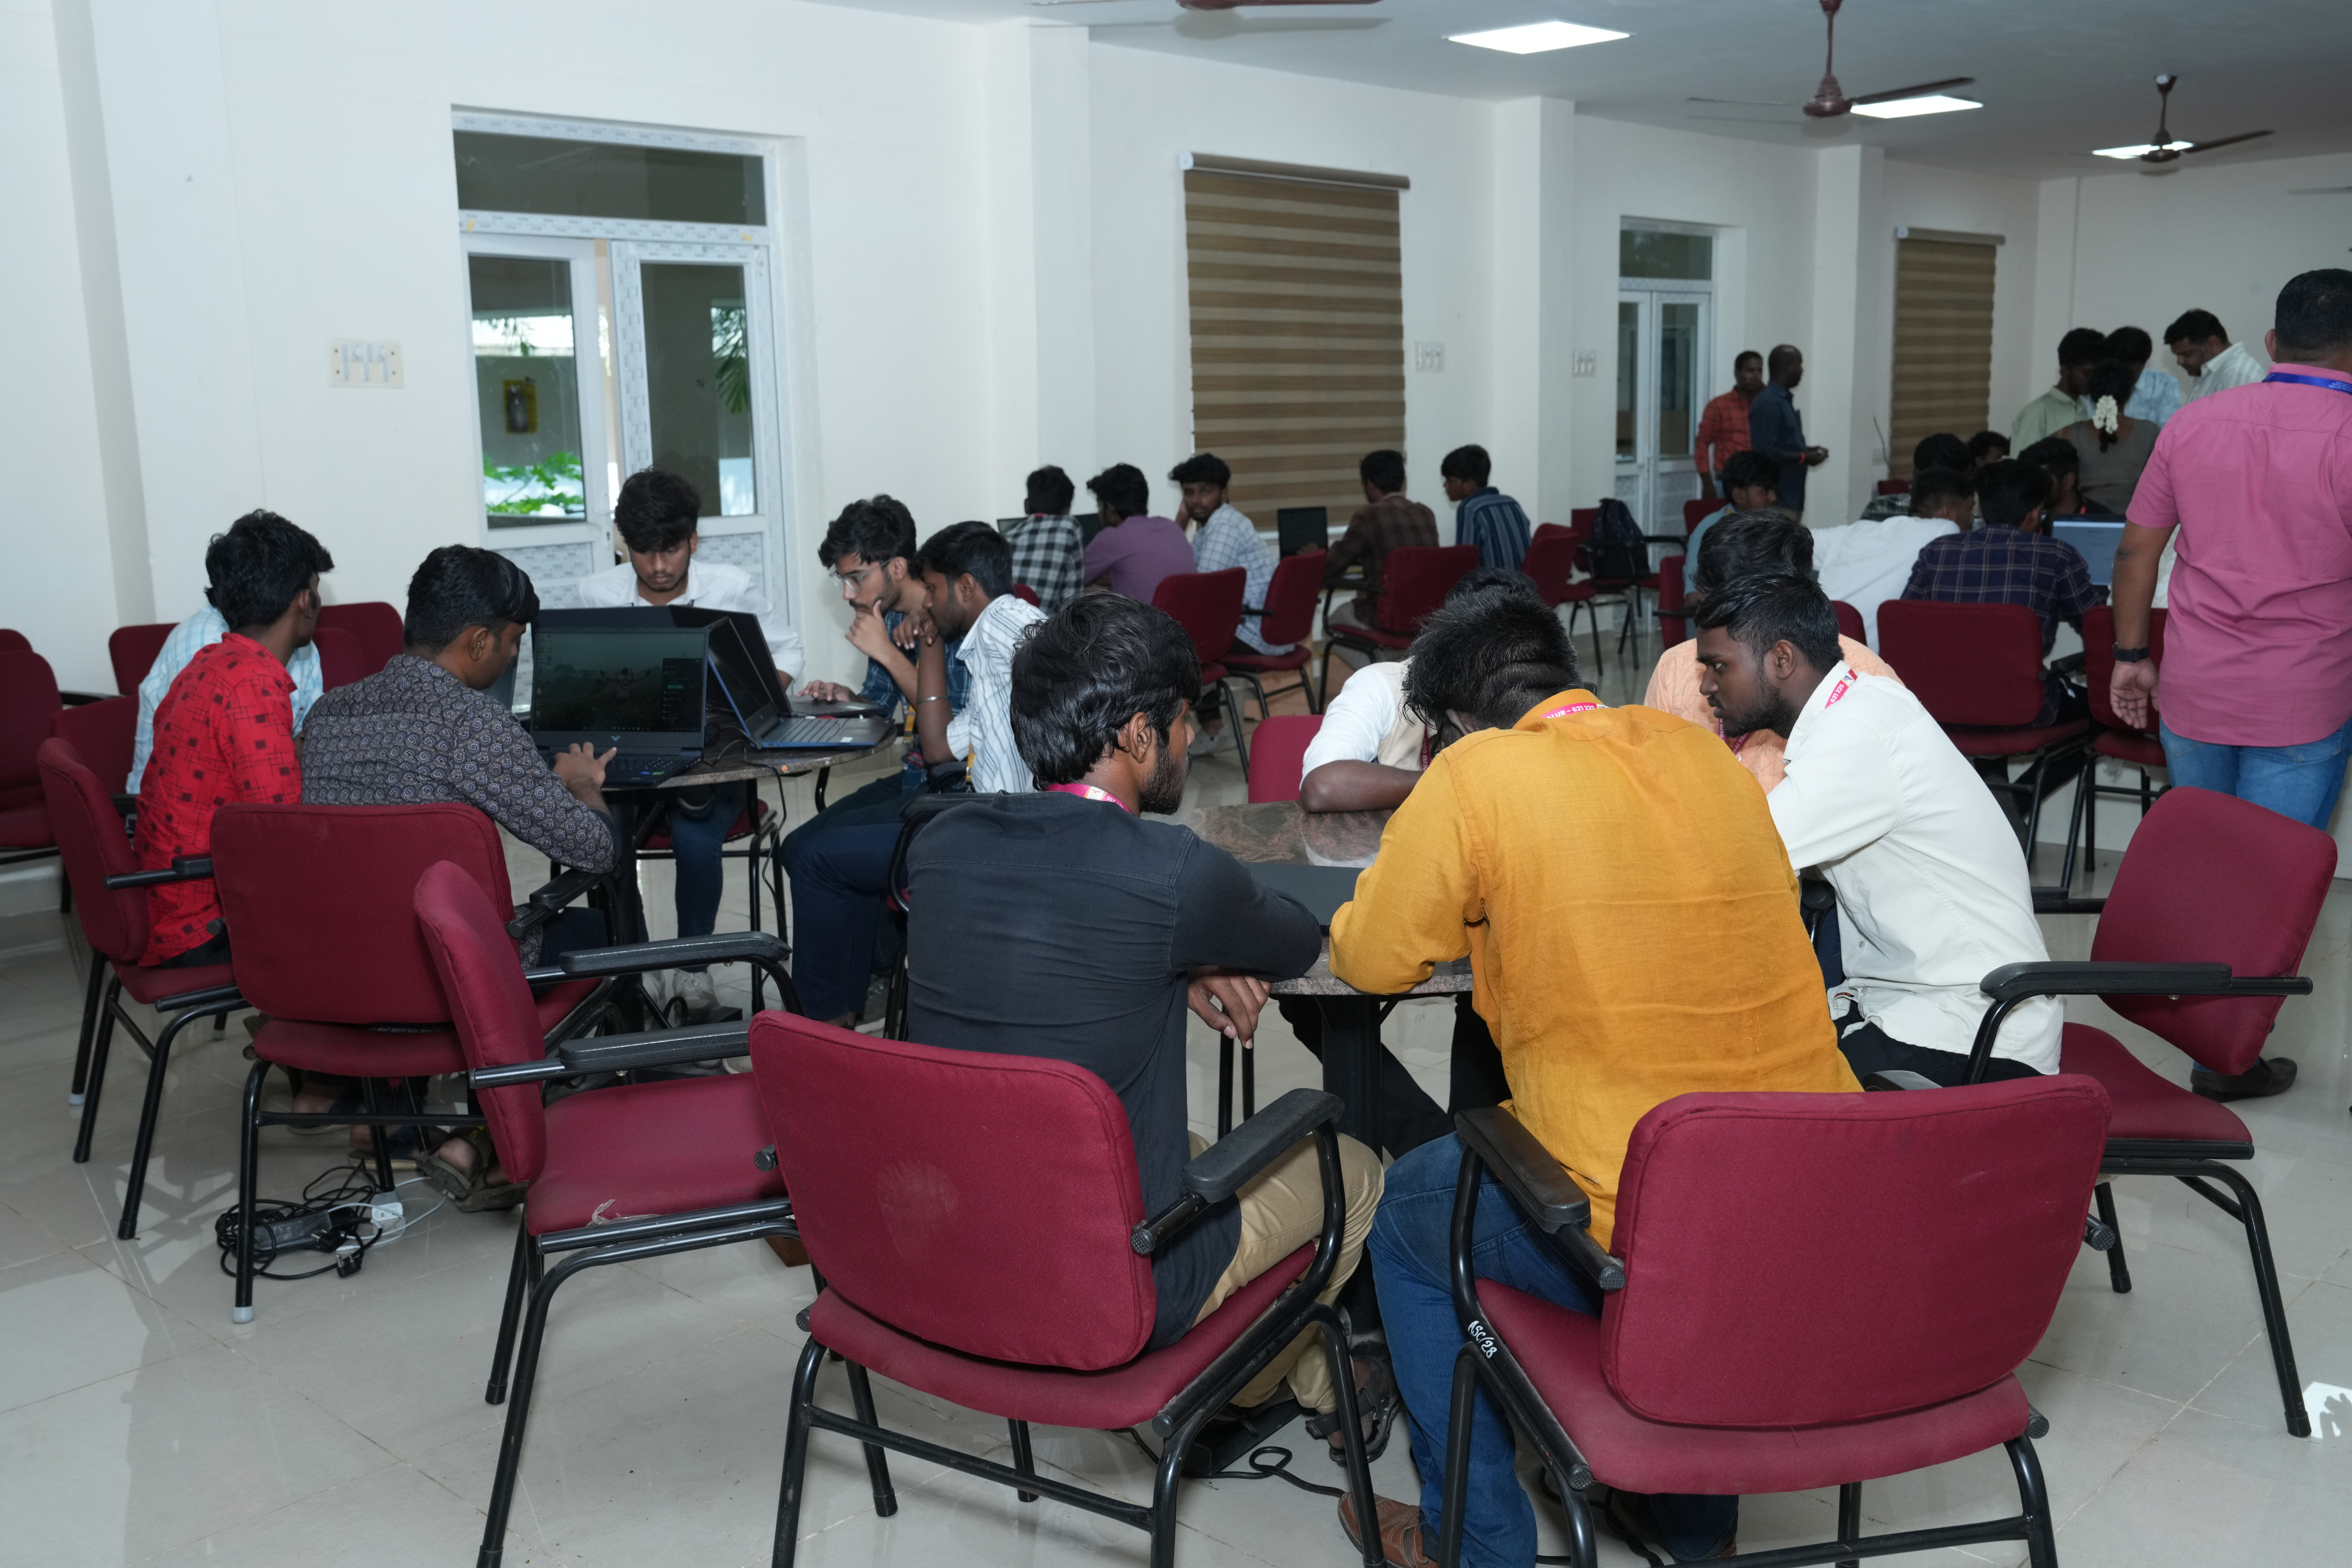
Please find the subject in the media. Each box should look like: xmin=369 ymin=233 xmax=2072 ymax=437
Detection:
xmin=1222 ymin=646 xmax=1309 ymax=673
xmin=1329 ymin=623 xmax=1416 ymax=650
xmin=641 ymin=800 xmax=773 ymax=852
xmin=808 ymin=1244 xmax=1312 ymax=1431
xmin=0 ymin=803 xmax=51 ymax=849
xmin=2059 ymin=1023 xmax=2252 ymax=1146
xmin=253 ymin=1016 xmax=470 ymax=1077
xmin=1200 ymin=662 xmax=1229 ymax=683
xmin=1942 ymin=719 xmax=2089 ymax=757
xmin=2092 ymin=730 xmax=2166 ymax=768
xmin=112 ymin=958 xmax=237 ymax=1007
xmin=528 ymin=1073 xmax=787 ymax=1234
xmin=1482 ymin=1284 xmax=2032 ymax=1496
xmin=1550 ymin=582 xmax=1597 ymax=604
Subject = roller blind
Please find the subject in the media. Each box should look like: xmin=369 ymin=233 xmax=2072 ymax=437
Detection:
xmin=1889 ymin=237 xmax=1997 ymax=477
xmin=1184 ymin=164 xmax=1405 ymax=519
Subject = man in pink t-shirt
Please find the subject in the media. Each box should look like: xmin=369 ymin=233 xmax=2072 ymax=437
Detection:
xmin=1081 ymin=462 xmax=1196 ymax=604
xmin=2112 ymin=268 xmax=2352 ymax=1102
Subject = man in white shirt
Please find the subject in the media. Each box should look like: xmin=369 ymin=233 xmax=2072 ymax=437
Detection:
xmin=2166 ymin=309 xmax=2270 ymax=403
xmin=1694 ymin=572 xmax=2060 ymax=1085
xmin=575 ymin=468 xmax=807 ymax=1021
xmin=1810 ymin=470 xmax=1971 ymax=648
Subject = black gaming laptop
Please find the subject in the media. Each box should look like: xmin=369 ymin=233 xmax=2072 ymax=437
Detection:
xmin=526 ymin=622 xmax=710 ymax=787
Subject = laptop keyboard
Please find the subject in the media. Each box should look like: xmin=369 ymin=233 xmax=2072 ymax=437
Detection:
xmin=597 ymin=753 xmax=692 ymax=787
xmin=763 ymin=715 xmax=866 ymax=745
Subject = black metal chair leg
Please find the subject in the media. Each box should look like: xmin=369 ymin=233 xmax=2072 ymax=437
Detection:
xmin=232 ymin=1060 xmax=267 ymax=1323
xmin=2094 ymin=1180 xmax=2132 ymax=1293
xmin=841 ymin=1361 xmax=898 ymax=1516
xmin=478 ymin=1248 xmax=596 ymax=1568
xmin=1147 ymin=1413 xmax=1188 ymax=1568
xmin=116 ymin=1002 xmax=207 ymax=1238
xmin=2006 ymin=1436 xmax=2059 ymax=1568
xmin=69 ymin=956 xmax=104 ymax=1106
xmin=772 ymin=1336 xmax=826 ymax=1568
xmin=1225 ymin=679 xmax=1252 ymax=776
xmin=1835 ymin=1480 xmax=1862 ymax=1568
xmin=2059 ymin=758 xmax=2089 ymax=890
xmin=359 ymin=1077 xmax=397 ymax=1195
xmin=1008 ymin=1419 xmax=1038 ymax=1502
xmin=1242 ymin=1041 xmax=1256 ymax=1124
xmin=2201 ymin=1166 xmax=2311 ymax=1437
xmin=486 ymin=1224 xmax=533 ymax=1404
xmin=1437 ymin=1342 xmax=1480 ymax=1568
xmin=1217 ymin=1038 xmax=1235 ymax=1139
xmin=73 ymin=975 xmax=121 ymax=1162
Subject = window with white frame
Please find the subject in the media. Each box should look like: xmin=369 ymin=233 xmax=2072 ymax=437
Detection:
xmin=453 ymin=116 xmax=791 ymax=620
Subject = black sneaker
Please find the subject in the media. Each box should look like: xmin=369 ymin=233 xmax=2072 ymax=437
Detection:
xmin=1603 ymin=1489 xmax=1737 ymax=1564
xmin=2190 ymin=1056 xmax=2298 ymax=1102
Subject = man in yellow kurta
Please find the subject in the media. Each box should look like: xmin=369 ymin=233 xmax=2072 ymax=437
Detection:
xmin=1327 ymin=590 xmax=1856 ymax=1568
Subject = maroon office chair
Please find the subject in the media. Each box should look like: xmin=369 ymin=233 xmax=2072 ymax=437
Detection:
xmin=1982 ymin=786 xmax=2330 ymax=1436
xmin=315 ymin=601 xmax=403 ymax=677
xmin=1246 ymin=714 xmax=1321 ymax=805
xmin=1522 ymin=530 xmax=1604 ymax=678
xmin=1877 ymin=600 xmax=2089 ymax=848
xmin=1152 ymin=568 xmax=1253 ymax=773
xmin=1877 ymin=477 xmax=1913 ymax=496
xmin=747 ymin=1011 xmax=1384 ymax=1568
xmin=1831 ymin=599 xmax=1867 ymax=645
xmin=1681 ymin=497 xmax=1717 ymax=535
xmin=2057 ymin=605 xmax=2171 ymax=889
xmin=1320 ymin=544 xmax=1478 ymax=709
xmin=52 ymin=697 xmax=138 ymax=804
xmin=0 ymin=629 xmax=27 ymax=652
xmin=415 ymin=861 xmax=793 ymax=1568
xmin=109 ymin=623 xmax=175 ymax=696
xmin=1577 ymin=510 xmax=1662 ymax=664
xmin=1010 ymin=582 xmax=1040 ymax=607
xmin=0 ymin=651 xmax=62 ymax=872
xmin=637 ymin=789 xmax=788 ymax=1010
xmin=1221 ymin=550 xmax=1324 ymax=715
xmin=1654 ymin=555 xmax=1688 ymax=647
xmin=311 ymin=625 xmax=366 ymax=690
xmin=1436 ymin=1078 xmax=2109 ymax=1568
xmin=38 ymin=738 xmax=243 ymax=1208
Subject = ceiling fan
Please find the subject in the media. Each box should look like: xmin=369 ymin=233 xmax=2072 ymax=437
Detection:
xmin=1689 ymin=0 xmax=1972 ymax=120
xmin=2120 ymin=75 xmax=2272 ymax=164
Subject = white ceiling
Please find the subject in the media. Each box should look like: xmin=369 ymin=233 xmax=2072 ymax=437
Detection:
xmin=840 ymin=0 xmax=2352 ymax=181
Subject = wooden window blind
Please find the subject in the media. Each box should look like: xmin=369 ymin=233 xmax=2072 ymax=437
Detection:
xmin=1889 ymin=236 xmax=1997 ymax=477
xmin=1183 ymin=159 xmax=1405 ymax=519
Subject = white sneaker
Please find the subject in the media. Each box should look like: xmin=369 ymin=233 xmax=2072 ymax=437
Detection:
xmin=1187 ymin=725 xmax=1236 ymax=758
xmin=674 ymin=969 xmax=718 ymax=1024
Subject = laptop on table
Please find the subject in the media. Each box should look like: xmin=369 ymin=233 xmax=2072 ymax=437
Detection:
xmin=2051 ymin=519 xmax=2126 ymax=588
xmin=681 ymin=609 xmax=895 ymax=753
xmin=527 ymin=622 xmax=711 ymax=788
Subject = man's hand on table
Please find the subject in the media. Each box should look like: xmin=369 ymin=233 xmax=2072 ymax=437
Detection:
xmin=1188 ymin=967 xmax=1272 ymax=1047
xmin=798 ymin=679 xmax=859 ymax=704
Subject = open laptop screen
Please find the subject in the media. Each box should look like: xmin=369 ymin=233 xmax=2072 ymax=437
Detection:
xmin=2050 ymin=520 xmax=2126 ymax=588
xmin=530 ymin=626 xmax=709 ymax=737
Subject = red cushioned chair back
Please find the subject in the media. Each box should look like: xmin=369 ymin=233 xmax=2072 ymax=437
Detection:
xmin=36 ymin=737 xmax=146 ymax=962
xmin=1876 ymin=601 xmax=2046 ymax=727
xmin=109 ymin=624 xmax=174 ymax=697
xmin=1151 ymin=569 xmax=1247 ymax=669
xmin=2082 ymin=605 xmax=2167 ymax=734
xmin=1010 ymin=582 xmax=1039 ymax=607
xmin=1570 ymin=507 xmax=1599 ymax=533
xmin=312 ymin=626 xmax=365 ymax=691
xmin=0 ymin=651 xmax=62 ymax=800
xmin=1373 ymin=545 xmax=1479 ymax=635
xmin=1681 ymin=498 xmax=1715 ymax=534
xmin=1522 ymin=532 xmax=1578 ymax=610
xmin=747 ymin=1010 xmax=1160 ymax=1371
xmin=0 ymin=630 xmax=27 ymax=652
xmin=315 ymin=602 xmax=404 ymax=679
xmin=412 ymin=861 xmax=551 ymax=1182
xmin=1878 ymin=478 xmax=1912 ymax=496
xmin=1247 ymin=714 xmax=1322 ymax=803
xmin=1255 ymin=551 xmax=1325 ymax=647
xmin=210 ymin=803 xmax=516 ymax=1025
xmin=1602 ymin=1079 xmax=2109 ymax=1428
xmin=1657 ymin=555 xmax=1688 ymax=646
xmin=51 ymin=698 xmax=138 ymax=802
xmin=2091 ymin=786 xmax=2333 ymax=1075
xmin=1832 ymin=600 xmax=1865 ymax=645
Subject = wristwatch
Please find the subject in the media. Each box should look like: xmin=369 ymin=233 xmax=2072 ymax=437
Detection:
xmin=2112 ymin=645 xmax=2151 ymax=663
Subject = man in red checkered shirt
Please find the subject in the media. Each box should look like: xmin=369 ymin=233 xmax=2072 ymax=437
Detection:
xmin=134 ymin=513 xmax=334 ymax=966
xmin=1695 ymin=350 xmax=1766 ymax=499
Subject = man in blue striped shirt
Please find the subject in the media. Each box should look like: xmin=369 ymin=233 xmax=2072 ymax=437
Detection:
xmin=1440 ymin=445 xmax=1532 ymax=571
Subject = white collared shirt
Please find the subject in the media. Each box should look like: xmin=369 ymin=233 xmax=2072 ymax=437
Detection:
xmin=2185 ymin=340 xmax=2270 ymax=402
xmin=947 ymin=591 xmax=1050 ymax=794
xmin=1765 ymin=662 xmax=2062 ymax=1073
xmin=1299 ymin=659 xmax=1425 ymax=786
xmin=575 ymin=559 xmax=807 ymax=678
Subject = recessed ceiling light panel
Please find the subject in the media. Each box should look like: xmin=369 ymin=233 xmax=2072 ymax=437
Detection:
xmin=1448 ymin=21 xmax=1629 ymax=55
xmin=1850 ymin=94 xmax=1981 ymax=120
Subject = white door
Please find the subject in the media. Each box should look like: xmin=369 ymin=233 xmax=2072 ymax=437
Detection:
xmin=1613 ymin=288 xmax=1714 ymax=541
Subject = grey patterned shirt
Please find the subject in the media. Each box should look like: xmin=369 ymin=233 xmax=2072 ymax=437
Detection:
xmin=300 ymin=654 xmax=620 ymax=878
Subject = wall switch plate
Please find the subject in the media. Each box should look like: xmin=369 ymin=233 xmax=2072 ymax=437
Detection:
xmin=1415 ymin=340 xmax=1444 ymax=372
xmin=1573 ymin=351 xmax=1597 ymax=378
xmin=329 ymin=340 xmax=403 ymax=388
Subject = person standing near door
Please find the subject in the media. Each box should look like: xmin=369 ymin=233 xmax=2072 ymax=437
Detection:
xmin=2110 ymin=270 xmax=2352 ymax=1104
xmin=1748 ymin=344 xmax=1827 ymax=520
xmin=1695 ymin=350 xmax=1765 ymax=499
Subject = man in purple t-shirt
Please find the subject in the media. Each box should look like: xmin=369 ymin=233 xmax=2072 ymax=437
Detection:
xmin=2112 ymin=268 xmax=2352 ymax=1102
xmin=1082 ymin=463 xmax=1196 ymax=603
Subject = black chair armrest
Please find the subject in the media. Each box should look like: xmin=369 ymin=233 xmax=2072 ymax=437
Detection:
xmin=469 ymin=1022 xmax=751 ymax=1086
xmin=2048 ymin=651 xmax=2088 ymax=678
xmin=154 ymin=981 xmax=245 ymax=1013
xmin=506 ymin=866 xmax=606 ymax=940
xmin=60 ymin=690 xmax=109 ymax=707
xmin=1863 ymin=1069 xmax=1943 ymax=1092
xmin=1131 ymin=1088 xmax=1340 ymax=1255
xmin=557 ymin=931 xmax=787 ymax=977
xmin=1455 ymin=1106 xmax=1624 ymax=1291
xmin=2032 ymin=889 xmax=2107 ymax=915
xmin=1979 ymin=960 xmax=2308 ymax=1003
xmin=110 ymin=793 xmax=138 ymax=818
xmin=104 ymin=856 xmax=214 ymax=890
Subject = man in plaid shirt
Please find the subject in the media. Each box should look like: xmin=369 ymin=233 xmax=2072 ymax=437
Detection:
xmin=1004 ymin=464 xmax=1085 ymax=613
xmin=1901 ymin=459 xmax=2103 ymax=724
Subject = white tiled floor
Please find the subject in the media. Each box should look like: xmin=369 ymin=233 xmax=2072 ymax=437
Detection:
xmin=5 ymin=634 xmax=2350 ymax=1566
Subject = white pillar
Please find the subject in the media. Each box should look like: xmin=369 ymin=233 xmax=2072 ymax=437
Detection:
xmin=1806 ymin=142 xmax=1885 ymax=524
xmin=1490 ymin=97 xmax=1577 ymax=526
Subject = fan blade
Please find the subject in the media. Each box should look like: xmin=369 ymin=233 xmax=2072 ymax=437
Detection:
xmin=1847 ymin=77 xmax=1975 ymax=107
xmin=1687 ymin=96 xmax=1800 ymax=107
xmin=2183 ymin=130 xmax=2274 ymax=154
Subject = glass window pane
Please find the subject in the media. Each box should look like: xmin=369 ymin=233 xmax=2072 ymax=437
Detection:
xmin=642 ymin=263 xmax=755 ymax=516
xmin=470 ymin=255 xmax=586 ymax=525
xmin=1619 ymin=229 xmax=1713 ymax=281
xmin=1616 ymin=301 xmax=1640 ymax=461
xmin=1656 ymin=302 xmax=1699 ymax=458
xmin=455 ymin=132 xmax=766 ymax=226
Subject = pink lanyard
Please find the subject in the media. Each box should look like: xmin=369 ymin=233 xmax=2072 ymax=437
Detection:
xmin=1045 ymin=781 xmax=1132 ymax=813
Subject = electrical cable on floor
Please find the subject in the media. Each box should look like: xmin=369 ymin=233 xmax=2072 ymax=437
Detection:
xmin=213 ymin=1159 xmax=445 ymax=1282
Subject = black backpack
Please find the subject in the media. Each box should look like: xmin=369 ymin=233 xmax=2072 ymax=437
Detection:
xmin=1588 ymin=498 xmax=1648 ymax=582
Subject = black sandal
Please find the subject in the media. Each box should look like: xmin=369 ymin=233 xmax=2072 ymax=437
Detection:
xmin=417 ymin=1128 xmax=528 ymax=1213
xmin=1306 ymin=1344 xmax=1402 ymax=1464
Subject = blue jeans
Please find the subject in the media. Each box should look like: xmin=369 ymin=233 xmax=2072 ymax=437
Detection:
xmin=661 ymin=781 xmax=748 ymax=969
xmin=777 ymin=773 xmax=917 ymax=1021
xmin=1370 ymin=1135 xmax=1736 ymax=1567
xmin=2159 ymin=714 xmax=2352 ymax=831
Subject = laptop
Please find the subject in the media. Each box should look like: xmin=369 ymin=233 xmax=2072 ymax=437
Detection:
xmin=527 ymin=622 xmax=710 ymax=787
xmin=684 ymin=610 xmax=895 ymax=753
xmin=2051 ymin=519 xmax=2126 ymax=587
xmin=1276 ymin=506 xmax=1332 ymax=558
